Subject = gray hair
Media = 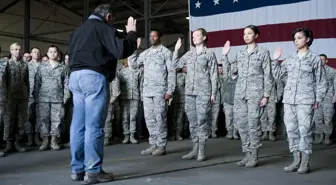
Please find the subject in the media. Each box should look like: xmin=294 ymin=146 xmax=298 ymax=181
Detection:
xmin=93 ymin=3 xmax=115 ymax=17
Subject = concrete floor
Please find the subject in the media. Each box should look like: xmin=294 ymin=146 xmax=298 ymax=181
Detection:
xmin=0 ymin=138 xmax=335 ymax=185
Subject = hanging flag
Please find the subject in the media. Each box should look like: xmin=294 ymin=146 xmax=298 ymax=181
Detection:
xmin=189 ymin=0 xmax=336 ymax=67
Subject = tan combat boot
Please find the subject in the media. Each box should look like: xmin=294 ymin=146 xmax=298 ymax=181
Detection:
xmin=269 ymin=132 xmax=276 ymax=141
xmin=176 ymin=131 xmax=183 ymax=141
xmin=313 ymin=133 xmax=323 ymax=144
xmin=233 ymin=129 xmax=239 ymax=140
xmin=122 ymin=134 xmax=130 ymax=144
xmin=152 ymin=146 xmax=166 ymax=156
xmin=284 ymin=151 xmax=301 ymax=172
xmin=262 ymin=131 xmax=268 ymax=140
xmin=298 ymin=152 xmax=310 ymax=174
xmin=182 ymin=143 xmax=198 ymax=160
xmin=141 ymin=145 xmax=156 ymax=155
xmin=237 ymin=152 xmax=251 ymax=166
xmin=211 ymin=130 xmax=217 ymax=138
xmin=39 ymin=137 xmax=49 ymax=151
xmin=14 ymin=140 xmax=27 ymax=153
xmin=245 ymin=149 xmax=259 ymax=168
xmin=104 ymin=137 xmax=111 ymax=146
xmin=197 ymin=143 xmax=206 ymax=161
xmin=50 ymin=136 xmax=61 ymax=150
xmin=226 ymin=130 xmax=233 ymax=139
xmin=130 ymin=133 xmax=138 ymax=144
xmin=324 ymin=133 xmax=332 ymax=145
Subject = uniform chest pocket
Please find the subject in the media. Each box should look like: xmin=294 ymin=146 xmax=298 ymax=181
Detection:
xmin=300 ymin=63 xmax=313 ymax=73
xmin=196 ymin=56 xmax=208 ymax=72
xmin=249 ymin=54 xmax=263 ymax=69
xmin=150 ymin=53 xmax=165 ymax=65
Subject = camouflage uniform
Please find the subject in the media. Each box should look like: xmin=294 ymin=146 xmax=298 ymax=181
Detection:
xmin=33 ymin=62 xmax=70 ymax=150
xmin=222 ymin=46 xmax=274 ymax=167
xmin=117 ymin=66 xmax=141 ymax=144
xmin=260 ymin=83 xmax=278 ymax=140
xmin=313 ymin=65 xmax=336 ymax=144
xmin=129 ymin=45 xmax=176 ymax=156
xmin=0 ymin=60 xmax=9 ymax=148
xmin=25 ymin=60 xmax=41 ymax=146
xmin=104 ymin=77 xmax=120 ymax=145
xmin=222 ymin=75 xmax=238 ymax=139
xmin=174 ymin=47 xmax=218 ymax=161
xmin=3 ymin=59 xmax=29 ymax=152
xmin=171 ymin=66 xmax=187 ymax=141
xmin=210 ymin=86 xmax=221 ymax=138
xmin=272 ymin=51 xmax=327 ymax=173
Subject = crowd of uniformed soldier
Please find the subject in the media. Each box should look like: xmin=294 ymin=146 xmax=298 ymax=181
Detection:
xmin=0 ymin=27 xmax=334 ymax=175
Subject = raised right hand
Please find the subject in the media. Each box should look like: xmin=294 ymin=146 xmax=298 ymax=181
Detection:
xmin=137 ymin=38 xmax=141 ymax=49
xmin=273 ymin=47 xmax=282 ymax=61
xmin=175 ymin=38 xmax=182 ymax=51
xmin=222 ymin=40 xmax=231 ymax=56
xmin=125 ymin=16 xmax=136 ymax=33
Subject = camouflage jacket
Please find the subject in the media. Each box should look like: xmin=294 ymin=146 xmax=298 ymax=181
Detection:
xmin=0 ymin=60 xmax=10 ymax=103
xmin=8 ymin=59 xmax=29 ymax=100
xmin=117 ymin=67 xmax=141 ymax=100
xmin=139 ymin=69 xmax=144 ymax=101
xmin=109 ymin=76 xmax=120 ymax=103
xmin=173 ymin=46 xmax=218 ymax=97
xmin=28 ymin=60 xmax=41 ymax=98
xmin=322 ymin=65 xmax=336 ymax=102
xmin=272 ymin=51 xmax=327 ymax=104
xmin=128 ymin=45 xmax=176 ymax=97
xmin=222 ymin=45 xmax=274 ymax=101
xmin=33 ymin=62 xmax=70 ymax=103
xmin=222 ymin=75 xmax=237 ymax=105
xmin=172 ymin=69 xmax=186 ymax=103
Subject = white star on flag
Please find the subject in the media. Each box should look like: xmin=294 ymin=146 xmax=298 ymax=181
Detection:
xmin=195 ymin=1 xmax=201 ymax=8
xmin=233 ymin=0 xmax=238 ymax=3
xmin=214 ymin=0 xmax=220 ymax=6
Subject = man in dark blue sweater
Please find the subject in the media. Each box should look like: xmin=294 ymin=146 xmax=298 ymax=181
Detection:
xmin=67 ymin=3 xmax=137 ymax=184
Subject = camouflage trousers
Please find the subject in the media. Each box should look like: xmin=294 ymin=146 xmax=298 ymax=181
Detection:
xmin=171 ymin=102 xmax=185 ymax=134
xmin=37 ymin=102 xmax=64 ymax=137
xmin=210 ymin=102 xmax=220 ymax=132
xmin=120 ymin=99 xmax=138 ymax=135
xmin=185 ymin=95 xmax=211 ymax=144
xmin=260 ymin=102 xmax=277 ymax=132
xmin=284 ymin=104 xmax=314 ymax=154
xmin=313 ymin=101 xmax=335 ymax=134
xmin=234 ymin=98 xmax=263 ymax=152
xmin=104 ymin=101 xmax=120 ymax=139
xmin=24 ymin=98 xmax=37 ymax=134
xmin=3 ymin=99 xmax=28 ymax=141
xmin=143 ymin=96 xmax=168 ymax=147
xmin=223 ymin=103 xmax=235 ymax=131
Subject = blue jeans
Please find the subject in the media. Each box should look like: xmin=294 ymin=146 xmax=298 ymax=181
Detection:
xmin=69 ymin=70 xmax=109 ymax=174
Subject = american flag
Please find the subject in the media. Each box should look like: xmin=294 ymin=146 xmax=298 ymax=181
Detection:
xmin=189 ymin=0 xmax=336 ymax=67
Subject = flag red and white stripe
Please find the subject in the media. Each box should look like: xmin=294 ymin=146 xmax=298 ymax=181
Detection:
xmin=189 ymin=0 xmax=336 ymax=67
